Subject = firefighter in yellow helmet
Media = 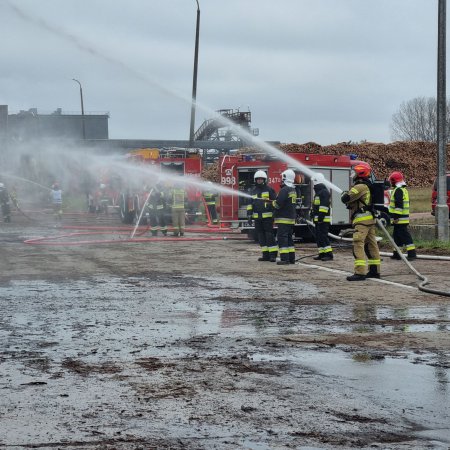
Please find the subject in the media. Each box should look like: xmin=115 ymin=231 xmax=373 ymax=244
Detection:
xmin=341 ymin=163 xmax=380 ymax=281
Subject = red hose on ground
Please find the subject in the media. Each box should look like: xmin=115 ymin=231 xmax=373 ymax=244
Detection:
xmin=24 ymin=234 xmax=248 ymax=246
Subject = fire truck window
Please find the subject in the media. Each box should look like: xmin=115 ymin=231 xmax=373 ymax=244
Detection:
xmin=238 ymin=171 xmax=255 ymax=207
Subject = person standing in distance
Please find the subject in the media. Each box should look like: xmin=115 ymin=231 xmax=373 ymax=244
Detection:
xmin=273 ymin=169 xmax=297 ymax=265
xmin=388 ymin=171 xmax=417 ymax=260
xmin=247 ymin=170 xmax=278 ymax=262
xmin=341 ymin=164 xmax=381 ymax=281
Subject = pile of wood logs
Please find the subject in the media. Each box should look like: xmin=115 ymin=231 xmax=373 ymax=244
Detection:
xmin=280 ymin=141 xmax=448 ymax=187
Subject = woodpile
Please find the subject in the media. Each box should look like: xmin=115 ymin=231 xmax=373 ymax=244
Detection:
xmin=280 ymin=141 xmax=448 ymax=187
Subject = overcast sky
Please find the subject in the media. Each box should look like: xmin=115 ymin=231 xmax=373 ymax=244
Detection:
xmin=0 ymin=0 xmax=443 ymax=145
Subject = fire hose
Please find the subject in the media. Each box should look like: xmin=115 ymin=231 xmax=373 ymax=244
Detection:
xmin=305 ymin=219 xmax=450 ymax=297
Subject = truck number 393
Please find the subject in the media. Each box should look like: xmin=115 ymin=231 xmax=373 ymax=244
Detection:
xmin=221 ymin=176 xmax=236 ymax=185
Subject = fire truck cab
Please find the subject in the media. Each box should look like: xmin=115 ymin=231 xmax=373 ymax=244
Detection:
xmin=119 ymin=148 xmax=203 ymax=224
xmin=219 ymin=152 xmax=387 ymax=238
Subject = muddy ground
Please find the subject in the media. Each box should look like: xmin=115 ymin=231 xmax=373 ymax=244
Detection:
xmin=1 ymin=212 xmax=450 ymax=450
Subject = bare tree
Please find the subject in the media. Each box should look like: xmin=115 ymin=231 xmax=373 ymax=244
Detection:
xmin=390 ymin=96 xmax=450 ymax=142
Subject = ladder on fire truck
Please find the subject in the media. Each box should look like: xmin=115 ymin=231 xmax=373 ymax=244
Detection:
xmin=194 ymin=109 xmax=252 ymax=142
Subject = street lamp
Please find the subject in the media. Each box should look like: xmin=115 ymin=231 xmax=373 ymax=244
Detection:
xmin=436 ymin=0 xmax=449 ymax=240
xmin=189 ymin=0 xmax=200 ymax=147
xmin=72 ymin=78 xmax=86 ymax=140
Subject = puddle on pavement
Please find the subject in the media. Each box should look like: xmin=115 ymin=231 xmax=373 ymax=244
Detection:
xmin=251 ymin=349 xmax=450 ymax=446
xmin=1 ymin=275 xmax=450 ymax=447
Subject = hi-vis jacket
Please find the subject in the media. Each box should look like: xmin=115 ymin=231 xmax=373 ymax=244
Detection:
xmin=247 ymin=184 xmax=276 ymax=220
xmin=171 ymin=187 xmax=186 ymax=210
xmin=312 ymin=183 xmax=332 ymax=223
xmin=342 ymin=182 xmax=375 ymax=226
xmin=203 ymin=191 xmax=217 ymax=206
xmin=272 ymin=185 xmax=297 ymax=225
xmin=388 ymin=185 xmax=410 ymax=224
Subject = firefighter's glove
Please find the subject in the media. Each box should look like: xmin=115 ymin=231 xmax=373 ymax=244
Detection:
xmin=340 ymin=191 xmax=350 ymax=204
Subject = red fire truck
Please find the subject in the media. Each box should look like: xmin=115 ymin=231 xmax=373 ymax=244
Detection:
xmin=119 ymin=148 xmax=203 ymax=224
xmin=218 ymin=152 xmax=389 ymax=238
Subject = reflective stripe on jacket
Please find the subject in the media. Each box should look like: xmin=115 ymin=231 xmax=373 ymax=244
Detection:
xmin=345 ymin=183 xmax=374 ymax=226
xmin=389 ymin=186 xmax=410 ymax=224
xmin=273 ymin=185 xmax=297 ymax=225
xmin=247 ymin=184 xmax=276 ymax=220
xmin=312 ymin=183 xmax=331 ymax=223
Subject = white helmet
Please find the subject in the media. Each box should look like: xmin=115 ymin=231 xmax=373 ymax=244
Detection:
xmin=254 ymin=170 xmax=267 ymax=181
xmin=312 ymin=172 xmax=326 ymax=185
xmin=281 ymin=169 xmax=295 ymax=187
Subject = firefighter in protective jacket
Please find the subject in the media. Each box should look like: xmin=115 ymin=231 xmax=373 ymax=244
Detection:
xmin=388 ymin=171 xmax=416 ymax=260
xmin=273 ymin=169 xmax=297 ymax=265
xmin=203 ymin=182 xmax=219 ymax=225
xmin=0 ymin=182 xmax=11 ymax=223
xmin=311 ymin=173 xmax=333 ymax=261
xmin=247 ymin=170 xmax=278 ymax=262
xmin=148 ymin=183 xmax=167 ymax=236
xmin=341 ymin=164 xmax=381 ymax=281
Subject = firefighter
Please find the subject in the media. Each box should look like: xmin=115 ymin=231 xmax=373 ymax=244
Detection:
xmin=0 ymin=182 xmax=11 ymax=223
xmin=311 ymin=173 xmax=333 ymax=261
xmin=50 ymin=182 xmax=63 ymax=222
xmin=203 ymin=182 xmax=219 ymax=225
xmin=247 ymin=170 xmax=278 ymax=262
xmin=170 ymin=182 xmax=186 ymax=237
xmin=388 ymin=171 xmax=416 ymax=260
xmin=273 ymin=169 xmax=297 ymax=265
xmin=148 ymin=182 xmax=167 ymax=236
xmin=341 ymin=164 xmax=381 ymax=281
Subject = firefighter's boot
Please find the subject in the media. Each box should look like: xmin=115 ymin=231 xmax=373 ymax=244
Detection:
xmin=258 ymin=251 xmax=270 ymax=262
xmin=269 ymin=252 xmax=277 ymax=263
xmin=346 ymin=274 xmax=366 ymax=281
xmin=289 ymin=253 xmax=296 ymax=264
xmin=151 ymin=230 xmax=157 ymax=237
xmin=162 ymin=230 xmax=167 ymax=236
xmin=390 ymin=251 xmax=401 ymax=260
xmin=366 ymin=265 xmax=380 ymax=279
xmin=277 ymin=254 xmax=289 ymax=265
xmin=173 ymin=232 xmax=179 ymax=237
xmin=407 ymin=250 xmax=417 ymax=261
xmin=180 ymin=232 xmax=184 ymax=237
xmin=313 ymin=254 xmax=323 ymax=261
xmin=321 ymin=253 xmax=333 ymax=262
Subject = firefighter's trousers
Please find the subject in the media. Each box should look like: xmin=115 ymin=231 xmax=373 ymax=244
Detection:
xmin=172 ymin=208 xmax=185 ymax=235
xmin=277 ymin=223 xmax=295 ymax=263
xmin=149 ymin=209 xmax=166 ymax=234
xmin=254 ymin=218 xmax=278 ymax=260
xmin=352 ymin=223 xmax=380 ymax=275
xmin=315 ymin=221 xmax=332 ymax=256
xmin=207 ymin=204 xmax=218 ymax=224
xmin=393 ymin=224 xmax=415 ymax=254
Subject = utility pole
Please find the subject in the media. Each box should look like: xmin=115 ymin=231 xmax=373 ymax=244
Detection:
xmin=436 ymin=0 xmax=449 ymax=240
xmin=189 ymin=0 xmax=200 ymax=148
xmin=72 ymin=78 xmax=86 ymax=140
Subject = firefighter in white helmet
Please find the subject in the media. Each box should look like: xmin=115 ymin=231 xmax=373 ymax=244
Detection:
xmin=247 ymin=170 xmax=278 ymax=262
xmin=311 ymin=173 xmax=333 ymax=261
xmin=272 ymin=169 xmax=297 ymax=265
